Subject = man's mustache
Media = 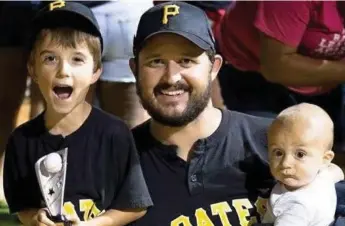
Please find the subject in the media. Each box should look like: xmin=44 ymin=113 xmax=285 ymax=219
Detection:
xmin=154 ymin=82 xmax=190 ymax=92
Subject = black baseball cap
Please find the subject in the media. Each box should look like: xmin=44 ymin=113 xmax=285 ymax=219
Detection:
xmin=28 ymin=1 xmax=103 ymax=52
xmin=133 ymin=1 xmax=216 ymax=55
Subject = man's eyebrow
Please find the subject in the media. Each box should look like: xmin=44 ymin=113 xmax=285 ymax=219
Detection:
xmin=142 ymin=53 xmax=161 ymax=59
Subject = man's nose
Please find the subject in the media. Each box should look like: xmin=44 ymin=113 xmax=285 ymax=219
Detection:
xmin=163 ymin=60 xmax=182 ymax=84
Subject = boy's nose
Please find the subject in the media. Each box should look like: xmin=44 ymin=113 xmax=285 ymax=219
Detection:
xmin=57 ymin=61 xmax=72 ymax=78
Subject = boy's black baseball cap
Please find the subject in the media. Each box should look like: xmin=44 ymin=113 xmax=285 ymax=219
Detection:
xmin=133 ymin=1 xmax=216 ymax=55
xmin=29 ymin=1 xmax=103 ymax=52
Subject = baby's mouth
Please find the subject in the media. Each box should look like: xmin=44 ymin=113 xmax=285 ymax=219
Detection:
xmin=53 ymin=85 xmax=73 ymax=99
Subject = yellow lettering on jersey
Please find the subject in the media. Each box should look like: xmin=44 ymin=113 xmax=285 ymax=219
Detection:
xmin=171 ymin=215 xmax=192 ymax=226
xmin=211 ymin=202 xmax=232 ymax=226
xmin=49 ymin=0 xmax=65 ymax=11
xmin=195 ymin=208 xmax=214 ymax=226
xmin=232 ymin=199 xmax=255 ymax=226
xmin=89 ymin=203 xmax=102 ymax=220
xmin=254 ymin=197 xmax=268 ymax=220
xmin=79 ymin=199 xmax=95 ymax=221
xmin=63 ymin=201 xmax=77 ymax=216
xmin=162 ymin=5 xmax=180 ymax=24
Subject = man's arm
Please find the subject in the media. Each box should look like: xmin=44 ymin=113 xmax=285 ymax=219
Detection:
xmin=69 ymin=208 xmax=147 ymax=226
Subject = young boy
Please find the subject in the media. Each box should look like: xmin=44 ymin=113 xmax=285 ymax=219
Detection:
xmin=263 ymin=103 xmax=344 ymax=226
xmin=3 ymin=1 xmax=152 ymax=226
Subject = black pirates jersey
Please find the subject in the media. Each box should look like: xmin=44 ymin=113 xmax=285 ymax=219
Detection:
xmin=130 ymin=110 xmax=274 ymax=226
xmin=4 ymin=107 xmax=152 ymax=221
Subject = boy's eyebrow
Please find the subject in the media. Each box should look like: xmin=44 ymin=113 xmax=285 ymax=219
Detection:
xmin=73 ymin=51 xmax=87 ymax=56
xmin=39 ymin=50 xmax=54 ymax=56
xmin=39 ymin=50 xmax=87 ymax=56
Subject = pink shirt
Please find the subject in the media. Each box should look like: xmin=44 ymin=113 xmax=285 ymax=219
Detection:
xmin=215 ymin=1 xmax=345 ymax=95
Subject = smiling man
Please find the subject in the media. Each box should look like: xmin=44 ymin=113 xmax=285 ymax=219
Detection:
xmin=129 ymin=2 xmax=275 ymax=226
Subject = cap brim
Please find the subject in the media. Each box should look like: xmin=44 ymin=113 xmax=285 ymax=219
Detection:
xmin=31 ymin=10 xmax=103 ymax=51
xmin=140 ymin=30 xmax=213 ymax=51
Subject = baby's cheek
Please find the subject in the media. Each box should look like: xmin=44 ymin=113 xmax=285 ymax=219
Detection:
xmin=301 ymin=166 xmax=318 ymax=181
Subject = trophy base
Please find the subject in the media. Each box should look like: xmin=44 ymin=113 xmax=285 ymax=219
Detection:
xmin=49 ymin=214 xmax=72 ymax=226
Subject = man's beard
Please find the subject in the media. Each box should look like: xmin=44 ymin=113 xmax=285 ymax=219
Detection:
xmin=136 ymin=76 xmax=212 ymax=127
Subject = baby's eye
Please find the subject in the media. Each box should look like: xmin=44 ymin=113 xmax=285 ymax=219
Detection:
xmin=295 ymin=150 xmax=307 ymax=159
xmin=272 ymin=148 xmax=284 ymax=157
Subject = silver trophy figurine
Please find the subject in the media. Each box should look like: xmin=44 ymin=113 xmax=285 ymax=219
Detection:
xmin=35 ymin=148 xmax=71 ymax=225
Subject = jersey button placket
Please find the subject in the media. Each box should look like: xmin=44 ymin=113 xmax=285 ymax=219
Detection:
xmin=190 ymin=174 xmax=197 ymax=182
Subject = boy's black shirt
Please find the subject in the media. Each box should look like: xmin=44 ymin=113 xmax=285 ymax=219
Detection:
xmin=4 ymin=107 xmax=152 ymax=220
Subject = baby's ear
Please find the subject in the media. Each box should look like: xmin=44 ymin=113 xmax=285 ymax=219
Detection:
xmin=323 ymin=150 xmax=335 ymax=164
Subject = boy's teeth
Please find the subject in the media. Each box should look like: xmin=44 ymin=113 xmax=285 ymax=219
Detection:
xmin=53 ymin=86 xmax=73 ymax=99
xmin=161 ymin=90 xmax=184 ymax=96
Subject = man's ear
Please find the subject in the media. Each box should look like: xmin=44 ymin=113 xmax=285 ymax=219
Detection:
xmin=323 ymin=150 xmax=335 ymax=164
xmin=91 ymin=67 xmax=102 ymax=84
xmin=129 ymin=58 xmax=137 ymax=79
xmin=210 ymin=54 xmax=223 ymax=82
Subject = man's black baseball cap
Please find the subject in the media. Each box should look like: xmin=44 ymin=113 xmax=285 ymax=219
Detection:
xmin=28 ymin=1 xmax=103 ymax=52
xmin=133 ymin=1 xmax=216 ymax=55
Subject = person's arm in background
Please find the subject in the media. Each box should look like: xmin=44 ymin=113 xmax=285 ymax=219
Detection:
xmin=256 ymin=2 xmax=345 ymax=86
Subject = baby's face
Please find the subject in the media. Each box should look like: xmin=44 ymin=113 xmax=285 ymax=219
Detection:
xmin=268 ymin=122 xmax=329 ymax=190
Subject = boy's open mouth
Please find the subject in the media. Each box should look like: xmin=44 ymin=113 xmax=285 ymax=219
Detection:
xmin=53 ymin=85 xmax=73 ymax=99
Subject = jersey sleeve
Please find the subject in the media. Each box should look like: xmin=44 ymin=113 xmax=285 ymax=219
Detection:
xmin=3 ymin=134 xmax=42 ymax=214
xmin=254 ymin=1 xmax=312 ymax=47
xmin=108 ymin=126 xmax=153 ymax=210
xmin=242 ymin=115 xmax=276 ymax=196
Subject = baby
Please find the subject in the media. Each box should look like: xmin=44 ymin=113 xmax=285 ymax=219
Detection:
xmin=263 ymin=103 xmax=344 ymax=226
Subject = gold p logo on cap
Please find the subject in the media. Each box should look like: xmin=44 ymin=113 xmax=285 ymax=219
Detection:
xmin=49 ymin=0 xmax=66 ymax=11
xmin=162 ymin=5 xmax=180 ymax=24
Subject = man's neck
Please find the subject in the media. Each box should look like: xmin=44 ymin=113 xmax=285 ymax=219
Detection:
xmin=44 ymin=102 xmax=92 ymax=137
xmin=150 ymin=104 xmax=222 ymax=161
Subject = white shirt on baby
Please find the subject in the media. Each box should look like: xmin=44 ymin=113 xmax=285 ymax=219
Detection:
xmin=262 ymin=169 xmax=336 ymax=226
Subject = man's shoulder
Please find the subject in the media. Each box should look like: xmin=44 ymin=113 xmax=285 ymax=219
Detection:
xmin=88 ymin=107 xmax=131 ymax=135
xmin=131 ymin=120 xmax=151 ymax=152
xmin=228 ymin=110 xmax=273 ymax=130
xmin=225 ymin=110 xmax=273 ymax=140
xmin=132 ymin=120 xmax=150 ymax=137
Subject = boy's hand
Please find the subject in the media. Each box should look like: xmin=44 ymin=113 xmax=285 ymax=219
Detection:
xmin=34 ymin=208 xmax=56 ymax=226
